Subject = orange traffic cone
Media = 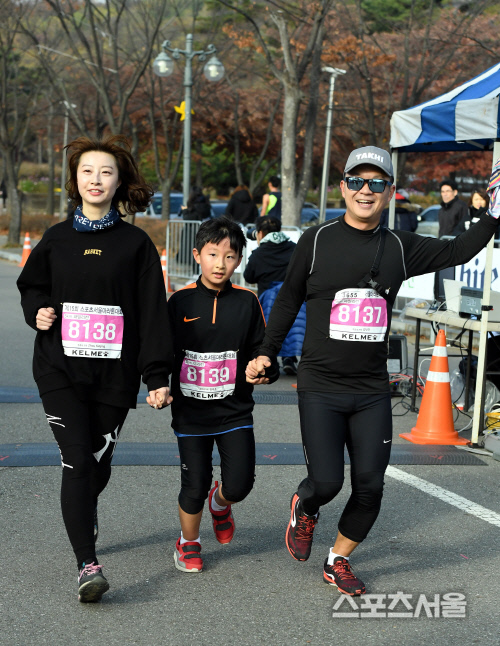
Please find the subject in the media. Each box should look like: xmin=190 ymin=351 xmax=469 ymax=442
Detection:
xmin=400 ymin=329 xmax=469 ymax=445
xmin=19 ymin=232 xmax=31 ymax=267
xmin=161 ymin=248 xmax=173 ymax=293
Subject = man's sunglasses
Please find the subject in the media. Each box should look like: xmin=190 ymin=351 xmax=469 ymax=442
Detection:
xmin=344 ymin=176 xmax=392 ymax=193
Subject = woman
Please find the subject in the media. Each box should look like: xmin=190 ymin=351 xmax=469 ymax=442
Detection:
xmin=225 ymin=185 xmax=258 ymax=225
xmin=17 ymin=135 xmax=172 ymax=603
xmin=453 ymin=188 xmax=489 ymax=235
xmin=179 ymin=185 xmax=211 ymax=221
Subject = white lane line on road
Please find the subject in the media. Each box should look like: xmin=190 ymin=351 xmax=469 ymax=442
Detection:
xmin=386 ymin=466 xmax=500 ymax=528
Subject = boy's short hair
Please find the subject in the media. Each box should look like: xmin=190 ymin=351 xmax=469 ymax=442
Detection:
xmin=268 ymin=175 xmax=281 ymax=189
xmin=195 ymin=216 xmax=246 ymax=256
xmin=255 ymin=216 xmax=281 ymax=236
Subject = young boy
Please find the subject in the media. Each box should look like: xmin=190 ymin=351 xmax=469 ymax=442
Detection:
xmin=168 ymin=216 xmax=279 ymax=572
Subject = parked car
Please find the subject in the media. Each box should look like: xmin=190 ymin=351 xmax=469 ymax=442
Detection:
xmin=324 ymin=208 xmax=345 ymax=221
xmin=416 ymin=204 xmax=440 ymax=237
xmin=136 ymin=192 xmax=184 ymax=219
xmin=210 ymin=201 xmax=229 ymax=218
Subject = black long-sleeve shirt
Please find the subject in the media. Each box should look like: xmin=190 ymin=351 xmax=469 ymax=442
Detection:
xmin=258 ymin=213 xmax=499 ymax=394
xmin=168 ymin=277 xmax=279 ymax=435
xmin=17 ymin=218 xmax=172 ymax=408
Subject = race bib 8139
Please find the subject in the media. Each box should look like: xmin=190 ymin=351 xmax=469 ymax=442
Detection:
xmin=180 ymin=350 xmax=237 ymax=400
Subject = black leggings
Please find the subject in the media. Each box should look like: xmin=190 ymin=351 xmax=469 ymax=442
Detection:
xmin=177 ymin=429 xmax=256 ymax=515
xmin=41 ymin=388 xmax=128 ymax=567
xmin=297 ymin=391 xmax=392 ymax=543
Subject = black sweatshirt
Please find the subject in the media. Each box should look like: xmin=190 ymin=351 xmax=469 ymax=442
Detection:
xmin=243 ymin=239 xmax=297 ymax=296
xmin=17 ymin=218 xmax=172 ymax=408
xmin=258 ymin=213 xmax=499 ymax=394
xmin=167 ymin=277 xmax=279 ymax=435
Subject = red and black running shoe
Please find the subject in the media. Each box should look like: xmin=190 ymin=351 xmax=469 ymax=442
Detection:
xmin=285 ymin=492 xmax=319 ymax=561
xmin=208 ymin=481 xmax=235 ymax=544
xmin=174 ymin=537 xmax=203 ymax=573
xmin=323 ymin=556 xmax=366 ymax=595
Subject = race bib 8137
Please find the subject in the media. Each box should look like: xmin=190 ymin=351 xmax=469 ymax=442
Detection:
xmin=329 ymin=288 xmax=387 ymax=342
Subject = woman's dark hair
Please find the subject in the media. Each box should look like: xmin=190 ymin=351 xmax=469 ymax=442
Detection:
xmin=187 ymin=186 xmax=207 ymax=209
xmin=230 ymin=185 xmax=253 ymax=200
xmin=65 ymin=135 xmax=153 ymax=214
xmin=195 ymin=216 xmax=246 ymax=256
xmin=468 ymin=188 xmax=489 ymax=208
xmin=255 ymin=216 xmax=281 ymax=236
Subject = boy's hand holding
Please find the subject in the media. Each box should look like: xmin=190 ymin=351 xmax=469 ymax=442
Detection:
xmin=147 ymin=386 xmax=173 ymax=409
xmin=246 ymin=356 xmax=271 ymax=384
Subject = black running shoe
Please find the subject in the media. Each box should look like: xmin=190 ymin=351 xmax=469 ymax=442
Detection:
xmin=78 ymin=562 xmax=109 ymax=602
xmin=282 ymin=357 xmax=297 ymax=376
xmin=285 ymin=492 xmax=319 ymax=561
xmin=94 ymin=506 xmax=98 ymax=543
xmin=323 ymin=556 xmax=366 ymax=595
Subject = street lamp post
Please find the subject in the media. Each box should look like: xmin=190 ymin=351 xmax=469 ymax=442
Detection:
xmin=59 ymin=101 xmax=76 ymax=221
xmin=153 ymin=34 xmax=224 ymax=205
xmin=319 ymin=67 xmax=346 ymax=224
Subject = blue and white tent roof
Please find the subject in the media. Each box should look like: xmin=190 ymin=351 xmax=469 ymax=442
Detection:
xmin=390 ymin=62 xmax=500 ymax=153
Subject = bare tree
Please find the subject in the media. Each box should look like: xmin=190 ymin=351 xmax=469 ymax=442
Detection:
xmin=0 ymin=0 xmax=43 ymax=244
xmin=217 ymin=0 xmax=334 ymax=225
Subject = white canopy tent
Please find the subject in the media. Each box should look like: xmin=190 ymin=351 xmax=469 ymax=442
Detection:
xmin=389 ymin=61 xmax=500 ymax=445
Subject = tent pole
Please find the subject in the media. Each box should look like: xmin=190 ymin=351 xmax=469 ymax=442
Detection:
xmin=388 ymin=151 xmax=398 ymax=229
xmin=471 ymin=140 xmax=500 ymax=445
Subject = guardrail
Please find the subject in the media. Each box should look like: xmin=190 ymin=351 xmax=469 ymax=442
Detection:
xmin=165 ymin=220 xmax=302 ymax=292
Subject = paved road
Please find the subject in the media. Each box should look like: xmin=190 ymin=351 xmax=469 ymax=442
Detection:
xmin=1 ymin=258 xmax=499 ymax=646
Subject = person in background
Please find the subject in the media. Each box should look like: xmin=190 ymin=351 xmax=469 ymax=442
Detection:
xmin=243 ymin=216 xmax=304 ymax=375
xmin=0 ymin=178 xmax=6 ymax=212
xmin=438 ymin=179 xmax=468 ymax=237
xmin=180 ymin=186 xmax=211 ymax=221
xmin=453 ymin=189 xmax=489 ymax=235
xmin=225 ymin=185 xmax=258 ymax=225
xmin=260 ymin=176 xmax=282 ymax=220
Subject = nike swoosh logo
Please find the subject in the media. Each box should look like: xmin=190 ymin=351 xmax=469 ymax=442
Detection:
xmin=383 ymin=439 xmax=392 ymax=443
xmin=291 ymin=501 xmax=297 ymax=527
xmin=184 ymin=316 xmax=200 ymax=322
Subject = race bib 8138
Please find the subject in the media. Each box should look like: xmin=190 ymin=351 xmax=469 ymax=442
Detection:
xmin=61 ymin=302 xmax=124 ymax=358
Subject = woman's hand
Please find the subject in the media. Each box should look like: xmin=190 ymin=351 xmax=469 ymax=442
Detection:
xmin=36 ymin=307 xmax=57 ymax=331
xmin=147 ymin=386 xmax=172 ymax=409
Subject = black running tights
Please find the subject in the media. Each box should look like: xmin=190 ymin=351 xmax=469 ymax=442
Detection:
xmin=297 ymin=391 xmax=392 ymax=543
xmin=41 ymin=388 xmax=128 ymax=567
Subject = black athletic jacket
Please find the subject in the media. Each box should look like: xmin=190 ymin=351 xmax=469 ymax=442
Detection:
xmin=258 ymin=213 xmax=499 ymax=394
xmin=17 ymin=218 xmax=172 ymax=408
xmin=168 ymin=277 xmax=279 ymax=435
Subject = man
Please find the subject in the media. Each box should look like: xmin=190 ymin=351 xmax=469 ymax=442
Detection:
xmin=246 ymin=146 xmax=500 ymax=596
xmin=438 ymin=179 xmax=468 ymax=237
xmin=243 ymin=216 xmax=303 ymax=375
xmin=260 ymin=176 xmax=282 ymax=219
